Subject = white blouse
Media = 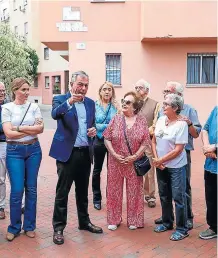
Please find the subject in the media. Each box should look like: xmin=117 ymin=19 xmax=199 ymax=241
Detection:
xmin=1 ymin=101 xmax=42 ymax=142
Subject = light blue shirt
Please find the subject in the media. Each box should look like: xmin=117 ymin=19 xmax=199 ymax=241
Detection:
xmin=67 ymin=100 xmax=88 ymax=147
xmin=95 ymin=101 xmax=117 ymax=139
xmin=159 ymin=104 xmax=202 ymax=150
xmin=203 ymin=106 xmax=217 ymax=174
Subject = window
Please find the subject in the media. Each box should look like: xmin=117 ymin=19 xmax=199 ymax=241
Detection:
xmin=187 ymin=53 xmax=217 ymax=85
xmin=45 ymin=76 xmax=50 ymax=88
xmin=14 ymin=26 xmax=18 ymax=36
xmin=24 ymin=22 xmax=28 ymax=36
xmin=34 ymin=77 xmax=38 ymax=88
xmin=24 ymin=0 xmax=27 ymax=5
xmin=106 ymin=54 xmax=121 ymax=85
xmin=44 ymin=47 xmax=49 ymax=60
xmin=13 ymin=0 xmax=17 ymax=10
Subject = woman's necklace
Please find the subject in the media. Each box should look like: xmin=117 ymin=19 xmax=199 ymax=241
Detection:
xmin=165 ymin=115 xmax=180 ymax=126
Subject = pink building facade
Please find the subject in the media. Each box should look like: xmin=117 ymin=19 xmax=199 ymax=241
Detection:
xmin=33 ymin=1 xmax=217 ymax=122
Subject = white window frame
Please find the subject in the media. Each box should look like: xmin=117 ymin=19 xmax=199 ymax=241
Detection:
xmin=44 ymin=47 xmax=49 ymax=60
xmin=45 ymin=76 xmax=50 ymax=89
xmin=13 ymin=0 xmax=17 ymax=10
xmin=14 ymin=26 xmax=18 ymax=36
xmin=187 ymin=53 xmax=217 ymax=87
xmin=105 ymin=53 xmax=121 ymax=86
xmin=24 ymin=22 xmax=28 ymax=36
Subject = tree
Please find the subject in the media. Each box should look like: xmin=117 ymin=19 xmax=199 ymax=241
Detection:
xmin=0 ymin=24 xmax=39 ymax=95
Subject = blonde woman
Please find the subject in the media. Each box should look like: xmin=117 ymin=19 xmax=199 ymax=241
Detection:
xmin=92 ymin=82 xmax=119 ymax=210
xmin=2 ymin=78 xmax=43 ymax=241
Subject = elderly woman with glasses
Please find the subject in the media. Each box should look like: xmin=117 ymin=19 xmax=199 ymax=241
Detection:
xmin=152 ymin=93 xmax=189 ymax=241
xmin=103 ymin=92 xmax=151 ymax=231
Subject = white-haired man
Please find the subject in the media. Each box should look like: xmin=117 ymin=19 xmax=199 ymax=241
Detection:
xmin=0 ymin=82 xmax=7 ymax=219
xmin=134 ymin=79 xmax=160 ymax=208
xmin=155 ymin=81 xmax=202 ymax=230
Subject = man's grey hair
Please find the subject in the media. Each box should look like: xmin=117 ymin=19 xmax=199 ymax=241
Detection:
xmin=0 ymin=81 xmax=5 ymax=87
xmin=166 ymin=81 xmax=183 ymax=96
xmin=167 ymin=93 xmax=184 ymax=114
xmin=71 ymin=71 xmax=89 ymax=83
xmin=135 ymin=79 xmax=150 ymax=92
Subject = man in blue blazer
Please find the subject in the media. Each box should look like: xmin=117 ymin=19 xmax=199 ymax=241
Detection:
xmin=50 ymin=71 xmax=103 ymax=245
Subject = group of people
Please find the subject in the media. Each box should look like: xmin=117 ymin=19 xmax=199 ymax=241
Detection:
xmin=0 ymin=71 xmax=217 ymax=245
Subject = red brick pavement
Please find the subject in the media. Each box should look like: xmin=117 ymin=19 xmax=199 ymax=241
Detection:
xmin=0 ymin=130 xmax=217 ymax=258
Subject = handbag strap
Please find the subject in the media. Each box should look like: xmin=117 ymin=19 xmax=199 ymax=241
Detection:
xmin=19 ymin=103 xmax=31 ymax=126
xmin=122 ymin=116 xmax=133 ymax=155
xmin=100 ymin=102 xmax=112 ymax=124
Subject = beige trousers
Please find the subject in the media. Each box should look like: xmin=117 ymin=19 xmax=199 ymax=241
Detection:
xmin=143 ymin=150 xmax=156 ymax=202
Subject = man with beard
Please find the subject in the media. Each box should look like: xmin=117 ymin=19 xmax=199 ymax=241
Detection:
xmin=134 ymin=79 xmax=160 ymax=208
xmin=50 ymin=71 xmax=103 ymax=245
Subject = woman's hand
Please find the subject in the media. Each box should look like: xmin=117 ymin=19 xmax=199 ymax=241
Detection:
xmin=123 ymin=155 xmax=137 ymax=164
xmin=152 ymin=157 xmax=163 ymax=167
xmin=113 ymin=153 xmax=125 ymax=163
xmin=203 ymin=144 xmax=216 ymax=154
xmin=205 ymin=151 xmax=217 ymax=159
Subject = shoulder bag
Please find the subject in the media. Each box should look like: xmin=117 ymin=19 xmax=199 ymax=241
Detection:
xmin=123 ymin=116 xmax=151 ymax=176
xmin=19 ymin=103 xmax=31 ymax=126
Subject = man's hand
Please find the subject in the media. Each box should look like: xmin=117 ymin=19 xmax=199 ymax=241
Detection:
xmin=34 ymin=118 xmax=43 ymax=125
xmin=68 ymin=94 xmax=84 ymax=105
xmin=152 ymin=157 xmax=163 ymax=167
xmin=178 ymin=115 xmax=192 ymax=126
xmin=87 ymin=127 xmax=96 ymax=138
xmin=203 ymin=144 xmax=216 ymax=154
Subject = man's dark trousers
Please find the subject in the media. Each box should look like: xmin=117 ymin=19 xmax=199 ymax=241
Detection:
xmin=204 ymin=170 xmax=217 ymax=233
xmin=53 ymin=148 xmax=91 ymax=231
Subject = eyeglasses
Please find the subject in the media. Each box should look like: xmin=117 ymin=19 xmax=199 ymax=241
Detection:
xmin=163 ymin=90 xmax=172 ymax=95
xmin=163 ymin=102 xmax=171 ymax=107
xmin=135 ymin=86 xmax=144 ymax=91
xmin=121 ymin=99 xmax=133 ymax=105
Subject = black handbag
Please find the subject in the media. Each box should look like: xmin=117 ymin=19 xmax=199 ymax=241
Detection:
xmin=123 ymin=116 xmax=151 ymax=176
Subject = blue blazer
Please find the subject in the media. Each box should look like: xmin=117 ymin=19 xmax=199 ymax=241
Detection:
xmin=49 ymin=92 xmax=95 ymax=163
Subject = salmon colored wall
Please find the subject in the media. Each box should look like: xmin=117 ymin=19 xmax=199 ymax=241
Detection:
xmin=39 ymin=1 xmax=141 ymax=42
xmin=141 ymin=1 xmax=217 ymax=39
xmin=140 ymin=42 xmax=217 ymax=123
xmin=32 ymin=71 xmax=66 ymax=104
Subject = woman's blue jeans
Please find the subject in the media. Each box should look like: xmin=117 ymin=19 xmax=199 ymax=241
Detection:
xmin=6 ymin=141 xmax=42 ymax=234
xmin=156 ymin=165 xmax=188 ymax=235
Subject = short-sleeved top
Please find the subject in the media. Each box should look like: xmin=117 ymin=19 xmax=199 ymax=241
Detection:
xmin=159 ymin=104 xmax=202 ymax=150
xmin=103 ymin=114 xmax=151 ymax=157
xmin=203 ymin=106 xmax=217 ymax=174
xmin=155 ymin=116 xmax=188 ymax=168
xmin=1 ymin=101 xmax=42 ymax=142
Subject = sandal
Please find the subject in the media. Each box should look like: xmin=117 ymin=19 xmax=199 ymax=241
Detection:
xmin=170 ymin=231 xmax=189 ymax=241
xmin=154 ymin=224 xmax=173 ymax=233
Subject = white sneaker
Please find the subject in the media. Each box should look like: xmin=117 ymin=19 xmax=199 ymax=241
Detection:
xmin=108 ymin=225 xmax=118 ymax=231
xmin=129 ymin=225 xmax=137 ymax=230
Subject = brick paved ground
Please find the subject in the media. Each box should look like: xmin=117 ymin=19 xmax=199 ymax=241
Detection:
xmin=0 ymin=130 xmax=217 ymax=258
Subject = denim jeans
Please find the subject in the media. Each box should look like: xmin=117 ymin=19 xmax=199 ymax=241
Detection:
xmin=6 ymin=141 xmax=42 ymax=234
xmin=156 ymin=165 xmax=188 ymax=235
xmin=92 ymin=137 xmax=107 ymax=204
xmin=185 ymin=150 xmax=193 ymax=221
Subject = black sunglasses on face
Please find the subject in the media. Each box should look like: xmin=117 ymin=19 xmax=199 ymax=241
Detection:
xmin=121 ymin=99 xmax=133 ymax=105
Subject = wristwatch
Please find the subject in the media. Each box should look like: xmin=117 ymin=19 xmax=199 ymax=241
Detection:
xmin=188 ymin=122 xmax=193 ymax=127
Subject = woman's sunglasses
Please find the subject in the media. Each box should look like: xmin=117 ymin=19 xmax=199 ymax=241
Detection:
xmin=121 ymin=99 xmax=133 ymax=105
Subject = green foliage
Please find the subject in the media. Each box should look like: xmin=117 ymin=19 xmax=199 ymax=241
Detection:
xmin=0 ymin=24 xmax=39 ymax=94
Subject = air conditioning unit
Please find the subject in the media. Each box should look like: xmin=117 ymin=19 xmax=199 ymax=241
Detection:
xmin=19 ymin=5 xmax=26 ymax=12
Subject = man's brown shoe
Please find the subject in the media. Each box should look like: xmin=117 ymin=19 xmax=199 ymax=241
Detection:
xmin=25 ymin=231 xmax=35 ymax=238
xmin=0 ymin=208 xmax=5 ymax=219
xmin=6 ymin=232 xmax=16 ymax=241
